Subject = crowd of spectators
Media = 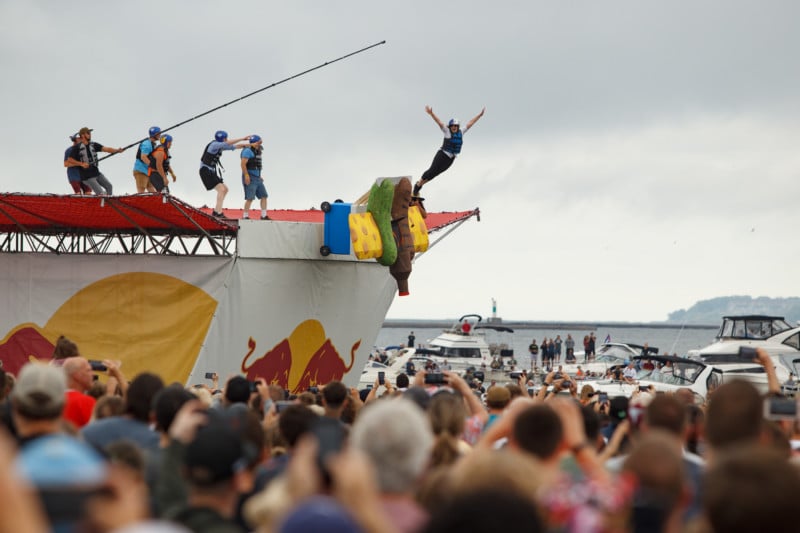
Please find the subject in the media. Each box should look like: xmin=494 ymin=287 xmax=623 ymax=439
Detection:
xmin=0 ymin=338 xmax=798 ymax=533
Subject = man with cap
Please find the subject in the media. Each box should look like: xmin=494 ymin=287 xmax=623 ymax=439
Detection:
xmin=156 ymin=400 xmax=254 ymax=532
xmin=64 ymin=132 xmax=92 ymax=194
xmin=413 ymin=105 xmax=485 ymax=199
xmin=199 ymin=130 xmax=252 ymax=218
xmin=11 ymin=363 xmax=110 ymax=529
xmin=133 ymin=126 xmax=162 ymax=193
xmin=240 ymin=135 xmax=269 ymax=220
xmin=65 ymin=127 xmax=124 ymax=195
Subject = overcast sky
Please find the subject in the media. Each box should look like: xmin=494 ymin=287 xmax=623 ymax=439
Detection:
xmin=1 ymin=1 xmax=799 ymax=322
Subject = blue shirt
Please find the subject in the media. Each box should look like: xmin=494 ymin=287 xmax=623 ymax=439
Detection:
xmin=241 ymin=147 xmax=261 ymax=180
xmin=65 ymin=146 xmax=80 ymax=182
xmin=200 ymin=140 xmax=236 ymax=170
xmin=133 ymin=139 xmax=155 ymax=174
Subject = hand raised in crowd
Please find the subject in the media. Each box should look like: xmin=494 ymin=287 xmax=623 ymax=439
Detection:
xmin=168 ymin=400 xmax=208 ymax=444
xmin=285 ymin=435 xmax=323 ymax=502
xmin=443 ymin=371 xmax=468 ymax=393
xmin=254 ymin=378 xmax=269 ymax=400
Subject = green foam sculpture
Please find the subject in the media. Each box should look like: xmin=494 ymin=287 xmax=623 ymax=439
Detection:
xmin=367 ymin=179 xmax=398 ymax=266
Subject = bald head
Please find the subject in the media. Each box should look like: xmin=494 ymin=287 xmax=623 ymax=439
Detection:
xmin=63 ymin=357 xmax=93 ymax=391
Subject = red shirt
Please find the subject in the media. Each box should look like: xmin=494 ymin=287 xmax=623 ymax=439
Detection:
xmin=63 ymin=390 xmax=96 ymax=428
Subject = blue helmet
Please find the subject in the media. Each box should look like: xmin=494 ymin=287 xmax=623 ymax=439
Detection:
xmin=215 ymin=130 xmax=228 ymax=142
xmin=160 ymin=134 xmax=173 ymax=144
xmin=149 ymin=126 xmax=162 ymax=138
xmin=249 ymin=135 xmax=262 ymax=144
xmin=448 ymin=119 xmax=460 ymax=128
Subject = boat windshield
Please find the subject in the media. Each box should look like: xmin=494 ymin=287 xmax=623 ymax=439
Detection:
xmin=596 ymin=354 xmax=626 ymax=364
xmin=639 ymin=360 xmax=703 ymax=385
xmin=597 ymin=345 xmax=637 ymax=359
xmin=440 ymin=347 xmax=483 ymax=358
xmin=718 ymin=317 xmax=792 ymax=340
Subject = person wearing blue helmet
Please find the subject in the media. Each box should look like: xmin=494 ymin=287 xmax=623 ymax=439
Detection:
xmin=148 ymin=134 xmax=176 ymax=193
xmin=133 ymin=126 xmax=162 ymax=193
xmin=413 ymin=106 xmax=485 ymax=198
xmin=199 ymin=130 xmax=252 ymax=218
xmin=240 ymin=135 xmax=269 ymax=220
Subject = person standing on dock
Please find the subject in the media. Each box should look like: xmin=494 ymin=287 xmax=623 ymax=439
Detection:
xmin=240 ymin=135 xmax=269 ymax=220
xmin=528 ymin=339 xmax=539 ymax=368
xmin=565 ymin=334 xmax=575 ymax=362
xmin=554 ymin=335 xmax=563 ymax=364
xmin=413 ymin=105 xmax=485 ymax=198
xmin=66 ymin=127 xmax=124 ymax=195
xmin=199 ymin=130 xmax=251 ymax=218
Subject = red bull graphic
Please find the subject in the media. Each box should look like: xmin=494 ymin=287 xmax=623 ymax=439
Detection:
xmin=242 ymin=319 xmax=360 ymax=393
xmin=0 ymin=272 xmax=217 ymax=383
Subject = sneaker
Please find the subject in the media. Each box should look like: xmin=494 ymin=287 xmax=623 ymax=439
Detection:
xmin=211 ymin=211 xmax=223 ymax=218
xmin=261 ymin=215 xmax=270 ymax=220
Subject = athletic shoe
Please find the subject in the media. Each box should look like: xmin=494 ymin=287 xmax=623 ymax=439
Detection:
xmin=261 ymin=215 xmax=270 ymax=220
xmin=211 ymin=211 xmax=224 ymax=218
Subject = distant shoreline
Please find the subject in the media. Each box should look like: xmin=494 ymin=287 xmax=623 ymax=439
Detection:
xmin=383 ymin=319 xmax=718 ymax=331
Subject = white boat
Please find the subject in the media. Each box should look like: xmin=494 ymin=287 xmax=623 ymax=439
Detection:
xmin=358 ymin=314 xmax=516 ymax=388
xmin=590 ymin=355 xmax=723 ymax=404
xmin=687 ymin=315 xmax=799 ymax=393
xmin=418 ymin=314 xmax=517 ymax=371
xmin=561 ymin=342 xmax=659 ymax=378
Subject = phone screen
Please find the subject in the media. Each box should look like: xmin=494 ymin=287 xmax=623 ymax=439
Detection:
xmin=378 ymin=371 xmax=385 ymax=385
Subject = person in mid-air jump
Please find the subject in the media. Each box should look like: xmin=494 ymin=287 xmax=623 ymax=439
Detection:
xmin=413 ymin=105 xmax=485 ymax=198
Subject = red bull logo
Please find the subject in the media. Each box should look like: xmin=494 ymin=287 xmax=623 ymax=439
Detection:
xmin=241 ymin=319 xmax=360 ymax=393
xmin=0 ymin=272 xmax=216 ymax=383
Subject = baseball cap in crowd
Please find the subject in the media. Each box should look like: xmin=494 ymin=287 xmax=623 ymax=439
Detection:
xmin=486 ymin=385 xmax=511 ymax=408
xmin=16 ymin=434 xmax=108 ymax=525
xmin=69 ymin=133 xmax=80 ymax=141
xmin=12 ymin=363 xmax=66 ymax=419
xmin=184 ymin=419 xmax=247 ymax=486
xmin=79 ymin=127 xmax=93 ymax=135
xmin=279 ymin=496 xmax=363 ymax=533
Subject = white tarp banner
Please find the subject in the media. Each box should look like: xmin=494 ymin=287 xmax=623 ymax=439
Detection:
xmin=0 ymin=252 xmax=395 ymax=389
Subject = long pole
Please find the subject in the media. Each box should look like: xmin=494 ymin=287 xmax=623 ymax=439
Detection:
xmin=99 ymin=40 xmax=386 ymax=161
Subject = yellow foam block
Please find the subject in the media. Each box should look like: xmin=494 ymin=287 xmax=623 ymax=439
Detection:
xmin=349 ymin=212 xmax=383 ymax=260
xmin=408 ymin=206 xmax=429 ymax=253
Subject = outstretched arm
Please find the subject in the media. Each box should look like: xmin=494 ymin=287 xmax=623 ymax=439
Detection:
xmin=465 ymin=107 xmax=485 ymax=130
xmin=425 ymin=105 xmax=444 ymax=129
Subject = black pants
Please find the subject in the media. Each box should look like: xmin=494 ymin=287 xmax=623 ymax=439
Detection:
xmin=421 ymin=150 xmax=455 ymax=183
xmin=149 ymin=172 xmax=166 ymax=192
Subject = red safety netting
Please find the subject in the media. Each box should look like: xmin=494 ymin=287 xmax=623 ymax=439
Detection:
xmin=0 ymin=194 xmax=478 ymax=234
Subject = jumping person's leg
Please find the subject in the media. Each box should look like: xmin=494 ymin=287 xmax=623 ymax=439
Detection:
xmin=414 ymin=150 xmax=454 ymax=196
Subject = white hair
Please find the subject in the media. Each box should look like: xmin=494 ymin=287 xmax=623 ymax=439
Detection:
xmin=350 ymin=398 xmax=433 ymax=493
